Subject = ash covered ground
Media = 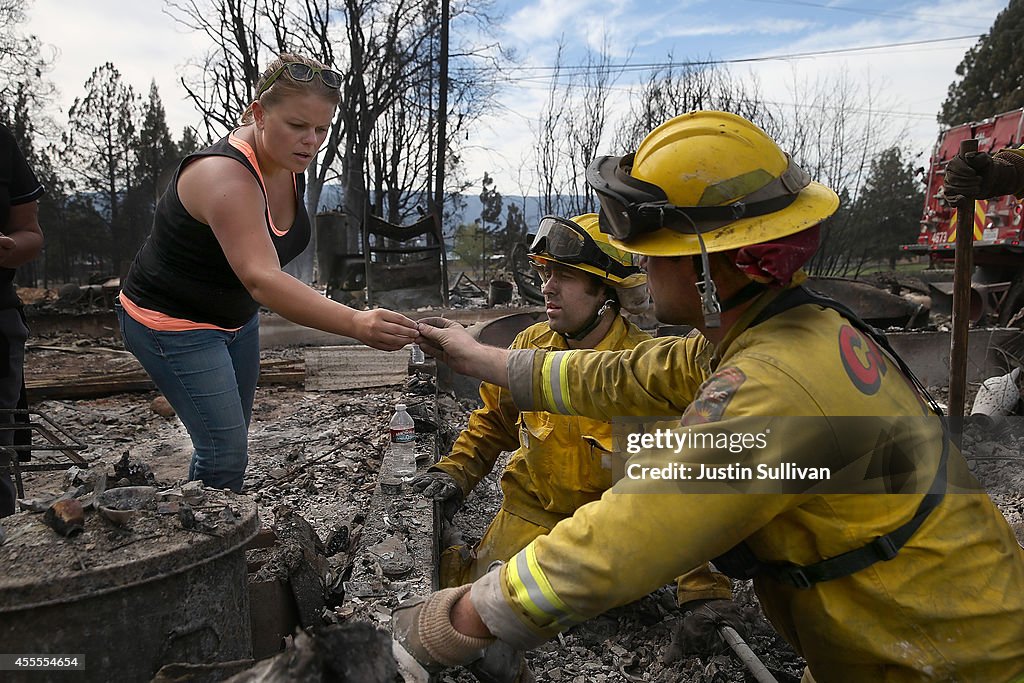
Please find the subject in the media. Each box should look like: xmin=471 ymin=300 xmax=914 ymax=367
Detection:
xmin=16 ymin=340 xmax=1024 ymax=683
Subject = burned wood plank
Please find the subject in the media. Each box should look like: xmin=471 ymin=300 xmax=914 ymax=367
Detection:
xmin=26 ymin=374 xmax=155 ymax=400
xmin=304 ymin=345 xmax=408 ymax=391
xmin=25 ymin=362 xmax=305 ymax=400
xmin=258 ymin=370 xmax=306 ymax=386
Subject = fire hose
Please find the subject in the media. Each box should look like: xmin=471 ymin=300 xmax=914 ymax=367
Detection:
xmin=718 ymin=624 xmax=779 ymax=683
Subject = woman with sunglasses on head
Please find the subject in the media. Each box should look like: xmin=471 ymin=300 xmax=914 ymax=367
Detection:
xmin=118 ymin=53 xmax=418 ymax=493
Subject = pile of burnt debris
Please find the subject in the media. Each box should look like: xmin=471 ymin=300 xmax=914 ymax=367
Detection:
xmin=0 ymin=360 xmax=445 ymax=682
xmin=3 ymin=331 xmax=1023 ymax=682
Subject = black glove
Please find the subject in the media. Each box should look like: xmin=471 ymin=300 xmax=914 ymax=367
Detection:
xmin=409 ymin=470 xmax=464 ymax=519
xmin=944 ymin=150 xmax=1024 ymax=201
xmin=663 ymin=599 xmax=748 ymax=663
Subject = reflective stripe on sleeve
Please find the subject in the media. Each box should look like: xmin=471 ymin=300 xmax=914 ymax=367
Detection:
xmin=540 ymin=350 xmax=577 ymax=415
xmin=471 ymin=566 xmax=549 ymax=650
xmin=505 ymin=544 xmax=580 ymax=631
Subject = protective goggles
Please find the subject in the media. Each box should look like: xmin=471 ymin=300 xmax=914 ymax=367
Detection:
xmin=585 ymin=152 xmax=811 ymax=241
xmin=258 ymin=62 xmax=343 ymax=96
xmin=528 ymin=216 xmax=637 ymax=280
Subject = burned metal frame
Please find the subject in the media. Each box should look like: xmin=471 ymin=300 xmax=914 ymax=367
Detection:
xmin=0 ymin=408 xmax=87 ymax=498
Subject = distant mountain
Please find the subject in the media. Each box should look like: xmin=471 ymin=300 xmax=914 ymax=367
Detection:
xmin=315 ymin=185 xmax=584 ymax=238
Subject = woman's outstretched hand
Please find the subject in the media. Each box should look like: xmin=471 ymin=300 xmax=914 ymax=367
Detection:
xmin=416 ymin=318 xmax=511 ymax=388
xmin=353 ymin=309 xmax=419 ymax=351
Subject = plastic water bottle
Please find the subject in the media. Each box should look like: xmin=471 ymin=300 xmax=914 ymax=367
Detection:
xmin=389 ymin=403 xmax=416 ymax=477
xmin=410 ymin=343 xmax=425 ymax=365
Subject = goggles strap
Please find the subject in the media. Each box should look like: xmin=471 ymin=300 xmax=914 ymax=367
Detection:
xmin=641 ymin=191 xmax=799 ymax=227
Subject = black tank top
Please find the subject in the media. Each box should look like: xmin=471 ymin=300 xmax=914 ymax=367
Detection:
xmin=121 ymin=133 xmax=311 ymax=328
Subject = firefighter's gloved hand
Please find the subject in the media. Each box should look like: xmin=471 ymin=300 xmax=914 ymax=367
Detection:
xmin=944 ymin=150 xmax=1024 ymax=201
xmin=411 ymin=470 xmax=461 ymax=501
xmin=410 ymin=470 xmax=464 ymax=519
xmin=943 ymin=151 xmax=993 ymax=200
xmin=663 ymin=599 xmax=748 ymax=663
xmin=391 ymin=584 xmax=494 ymax=672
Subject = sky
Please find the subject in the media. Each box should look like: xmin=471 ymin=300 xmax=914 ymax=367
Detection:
xmin=23 ymin=0 xmax=1010 ymax=195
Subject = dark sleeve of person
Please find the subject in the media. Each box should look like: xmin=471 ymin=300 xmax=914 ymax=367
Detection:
xmin=0 ymin=123 xmax=44 ymax=226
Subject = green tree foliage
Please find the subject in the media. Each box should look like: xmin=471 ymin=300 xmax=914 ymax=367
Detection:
xmin=452 ymin=220 xmax=487 ymax=278
xmin=0 ymin=78 xmax=87 ymax=287
xmin=479 ymin=172 xmax=503 ymax=231
xmin=811 ymin=147 xmax=923 ymax=275
xmin=857 ymin=147 xmax=925 ymax=270
xmin=136 ymin=82 xmax=178 ymax=201
xmin=60 ymin=194 xmax=110 ymax=279
xmin=496 ymin=201 xmax=528 ymax=268
xmin=0 ymin=2 xmax=105 ymax=286
xmin=453 ymin=199 xmax=528 ymax=281
xmin=940 ymin=0 xmax=1024 ymax=126
xmin=123 ymin=81 xmax=180 ymax=253
xmin=177 ymin=126 xmax=203 ymax=157
xmin=16 ymin=65 xmax=204 ymax=286
xmin=504 ymin=202 xmax=527 ymax=244
xmin=479 ymin=172 xmax=529 ymax=273
xmin=65 ymin=62 xmax=141 ymax=277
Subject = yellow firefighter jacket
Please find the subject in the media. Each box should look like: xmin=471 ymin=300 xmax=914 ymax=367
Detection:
xmin=432 ymin=315 xmax=652 ymax=528
xmin=434 ymin=316 xmax=731 ymax=600
xmin=470 ymin=286 xmax=1024 ymax=682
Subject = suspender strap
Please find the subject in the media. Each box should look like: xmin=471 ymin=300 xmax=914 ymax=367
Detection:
xmin=711 ymin=286 xmax=950 ymax=589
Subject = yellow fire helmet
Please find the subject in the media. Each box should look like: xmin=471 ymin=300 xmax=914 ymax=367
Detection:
xmin=586 ymin=111 xmax=840 ymax=257
xmin=528 ymin=213 xmax=647 ymax=289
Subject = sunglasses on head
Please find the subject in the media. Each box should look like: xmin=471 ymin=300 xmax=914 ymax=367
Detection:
xmin=258 ymin=62 xmax=343 ymax=97
xmin=585 ymin=153 xmax=810 ymax=241
xmin=529 ymin=215 xmax=637 ymax=280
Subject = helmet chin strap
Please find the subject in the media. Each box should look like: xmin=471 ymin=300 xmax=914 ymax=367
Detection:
xmin=691 ymin=238 xmax=768 ymax=329
xmin=692 ymin=230 xmax=722 ymax=328
xmin=563 ymin=299 xmax=617 ymax=342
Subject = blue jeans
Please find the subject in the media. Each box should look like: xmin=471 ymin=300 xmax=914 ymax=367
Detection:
xmin=117 ymin=306 xmax=260 ymax=492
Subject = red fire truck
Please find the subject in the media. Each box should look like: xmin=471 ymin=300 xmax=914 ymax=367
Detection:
xmin=902 ymin=107 xmax=1024 ymax=324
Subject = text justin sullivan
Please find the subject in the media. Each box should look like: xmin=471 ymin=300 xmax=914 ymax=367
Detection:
xmin=627 ymin=462 xmax=831 ymax=481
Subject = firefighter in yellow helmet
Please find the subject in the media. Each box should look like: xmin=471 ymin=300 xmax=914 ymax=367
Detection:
xmin=410 ymin=213 xmax=654 ymax=586
xmin=397 ymin=112 xmax=1024 ymax=682
xmin=409 ymin=214 xmax=732 ymax=680
xmin=405 ymin=215 xmax=651 ymax=683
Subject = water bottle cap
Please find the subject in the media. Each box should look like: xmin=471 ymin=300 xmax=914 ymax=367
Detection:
xmin=396 ymin=403 xmax=407 ymax=410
